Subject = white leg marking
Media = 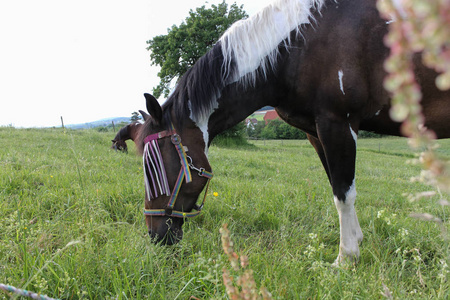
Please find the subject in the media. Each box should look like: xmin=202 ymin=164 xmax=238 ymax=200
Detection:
xmin=333 ymin=179 xmax=363 ymax=265
xmin=338 ymin=70 xmax=345 ymax=95
xmin=349 ymin=124 xmax=357 ymax=145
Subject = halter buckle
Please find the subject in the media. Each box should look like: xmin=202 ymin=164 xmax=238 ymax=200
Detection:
xmin=165 ymin=207 xmax=173 ymax=216
xmin=193 ymin=203 xmax=204 ymax=211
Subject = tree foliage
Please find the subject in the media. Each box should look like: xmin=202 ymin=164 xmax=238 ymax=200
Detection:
xmin=130 ymin=112 xmax=140 ymax=122
xmin=259 ymin=120 xmax=307 ymax=140
xmin=147 ymin=2 xmax=248 ymax=98
xmin=246 ymin=120 xmax=308 ymax=140
xmin=212 ymin=121 xmax=249 ymax=147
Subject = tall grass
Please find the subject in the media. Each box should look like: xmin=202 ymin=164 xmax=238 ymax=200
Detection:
xmin=0 ymin=127 xmax=448 ymax=299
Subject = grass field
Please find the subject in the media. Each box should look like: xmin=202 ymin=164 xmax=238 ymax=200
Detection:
xmin=0 ymin=127 xmax=449 ymax=299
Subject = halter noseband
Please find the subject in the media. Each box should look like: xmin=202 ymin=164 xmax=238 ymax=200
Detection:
xmin=143 ymin=125 xmax=213 ymax=218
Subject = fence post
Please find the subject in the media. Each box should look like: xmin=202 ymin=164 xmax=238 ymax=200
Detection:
xmin=112 ymin=121 xmax=116 ymax=132
xmin=60 ymin=116 xmax=65 ymax=130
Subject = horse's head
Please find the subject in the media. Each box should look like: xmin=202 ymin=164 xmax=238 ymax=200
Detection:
xmin=139 ymin=93 xmax=213 ymax=245
xmin=111 ymin=139 xmax=128 ymax=152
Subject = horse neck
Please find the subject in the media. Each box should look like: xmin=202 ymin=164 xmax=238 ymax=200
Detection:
xmin=207 ymin=80 xmax=279 ymax=143
xmin=128 ymin=124 xmax=140 ymax=141
xmin=117 ymin=126 xmax=131 ymax=141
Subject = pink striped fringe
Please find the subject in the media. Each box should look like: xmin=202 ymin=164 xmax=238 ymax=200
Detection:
xmin=143 ymin=140 xmax=170 ymax=200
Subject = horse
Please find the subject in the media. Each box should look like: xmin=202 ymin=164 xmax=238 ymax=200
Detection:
xmin=138 ymin=0 xmax=449 ymax=265
xmin=111 ymin=121 xmax=144 ymax=153
xmin=111 ymin=110 xmax=150 ymax=152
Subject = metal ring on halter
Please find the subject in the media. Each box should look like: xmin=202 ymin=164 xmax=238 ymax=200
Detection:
xmin=186 ymin=155 xmax=204 ymax=176
xmin=171 ymin=134 xmax=181 ymax=145
xmin=165 ymin=207 xmax=173 ymax=216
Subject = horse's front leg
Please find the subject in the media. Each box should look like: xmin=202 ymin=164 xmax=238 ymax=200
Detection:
xmin=333 ymin=177 xmax=363 ymax=266
xmin=314 ymin=119 xmax=363 ymax=265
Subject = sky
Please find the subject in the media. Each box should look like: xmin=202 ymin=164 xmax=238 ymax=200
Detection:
xmin=0 ymin=0 xmax=273 ymax=128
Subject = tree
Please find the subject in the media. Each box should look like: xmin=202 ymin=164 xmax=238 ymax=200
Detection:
xmin=147 ymin=1 xmax=248 ymax=98
xmin=259 ymin=119 xmax=307 ymax=140
xmin=130 ymin=112 xmax=140 ymax=122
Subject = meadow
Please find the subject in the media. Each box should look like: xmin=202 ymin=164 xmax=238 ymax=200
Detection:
xmin=0 ymin=127 xmax=449 ymax=299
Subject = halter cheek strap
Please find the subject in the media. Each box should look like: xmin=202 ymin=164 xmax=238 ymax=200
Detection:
xmin=143 ymin=126 xmax=213 ymax=218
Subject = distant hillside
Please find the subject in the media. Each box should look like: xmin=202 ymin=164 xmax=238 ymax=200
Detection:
xmin=66 ymin=117 xmax=131 ymax=129
xmin=65 ymin=108 xmax=272 ymax=130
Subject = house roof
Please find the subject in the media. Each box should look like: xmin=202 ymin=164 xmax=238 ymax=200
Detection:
xmin=264 ymin=110 xmax=280 ymax=123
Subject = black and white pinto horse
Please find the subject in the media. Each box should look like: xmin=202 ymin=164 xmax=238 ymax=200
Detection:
xmin=139 ymin=0 xmax=449 ymax=264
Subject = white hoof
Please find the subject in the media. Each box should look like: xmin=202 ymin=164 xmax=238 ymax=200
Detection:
xmin=332 ymin=245 xmax=360 ymax=267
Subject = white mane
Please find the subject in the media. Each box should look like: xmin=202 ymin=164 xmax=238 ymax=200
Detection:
xmin=220 ymin=0 xmax=324 ymax=86
xmin=188 ymin=0 xmax=325 ymax=149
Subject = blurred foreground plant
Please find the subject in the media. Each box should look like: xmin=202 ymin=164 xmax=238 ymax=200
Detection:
xmin=377 ymin=0 xmax=449 ymax=195
xmin=220 ymin=224 xmax=272 ymax=300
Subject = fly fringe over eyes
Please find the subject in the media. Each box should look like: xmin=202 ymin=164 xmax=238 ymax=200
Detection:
xmin=143 ymin=139 xmax=170 ymax=200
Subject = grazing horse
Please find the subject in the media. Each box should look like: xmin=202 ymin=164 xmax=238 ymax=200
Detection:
xmin=138 ymin=0 xmax=449 ymax=264
xmin=111 ymin=110 xmax=149 ymax=152
xmin=111 ymin=122 xmax=143 ymax=153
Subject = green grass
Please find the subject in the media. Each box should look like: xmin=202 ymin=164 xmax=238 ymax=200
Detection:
xmin=0 ymin=127 xmax=449 ymax=299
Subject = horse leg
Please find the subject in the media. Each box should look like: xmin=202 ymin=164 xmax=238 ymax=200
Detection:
xmin=314 ymin=120 xmax=363 ymax=265
xmin=307 ymin=134 xmax=331 ymax=182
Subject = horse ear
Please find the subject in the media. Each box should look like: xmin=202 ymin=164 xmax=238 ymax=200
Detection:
xmin=144 ymin=93 xmax=162 ymax=124
xmin=139 ymin=109 xmax=150 ymax=121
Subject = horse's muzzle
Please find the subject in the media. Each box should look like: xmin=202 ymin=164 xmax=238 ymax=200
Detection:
xmin=149 ymin=229 xmax=183 ymax=245
xmin=148 ymin=218 xmax=184 ymax=245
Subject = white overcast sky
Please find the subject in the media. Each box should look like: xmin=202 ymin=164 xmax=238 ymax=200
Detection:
xmin=0 ymin=0 xmax=273 ymax=128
